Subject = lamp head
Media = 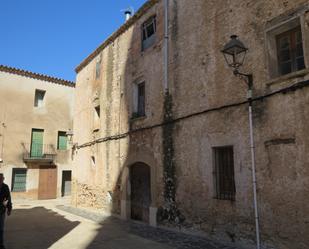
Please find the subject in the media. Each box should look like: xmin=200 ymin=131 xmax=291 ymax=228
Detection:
xmin=221 ymin=35 xmax=248 ymax=69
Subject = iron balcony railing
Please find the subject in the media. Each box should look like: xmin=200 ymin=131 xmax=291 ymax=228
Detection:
xmin=22 ymin=143 xmax=57 ymax=162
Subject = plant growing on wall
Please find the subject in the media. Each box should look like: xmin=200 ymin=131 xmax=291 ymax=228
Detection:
xmin=158 ymin=93 xmax=185 ymax=224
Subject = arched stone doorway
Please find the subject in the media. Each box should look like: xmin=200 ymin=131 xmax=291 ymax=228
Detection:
xmin=130 ymin=162 xmax=151 ymax=223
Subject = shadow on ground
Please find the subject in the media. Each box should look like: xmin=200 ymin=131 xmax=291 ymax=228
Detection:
xmin=55 ymin=205 xmax=237 ymax=249
xmin=5 ymin=207 xmax=80 ymax=249
xmin=85 ymin=216 xmax=237 ymax=249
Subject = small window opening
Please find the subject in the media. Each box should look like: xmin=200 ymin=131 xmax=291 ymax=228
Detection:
xmin=95 ymin=105 xmax=100 ymax=118
xmin=34 ymin=90 xmax=46 ymax=107
xmin=91 ymin=156 xmax=96 ymax=166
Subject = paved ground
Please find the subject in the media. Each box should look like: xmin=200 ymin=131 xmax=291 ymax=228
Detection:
xmin=4 ymin=198 xmax=239 ymax=249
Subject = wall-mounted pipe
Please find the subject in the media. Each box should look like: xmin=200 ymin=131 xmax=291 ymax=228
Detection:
xmin=163 ymin=0 xmax=169 ymax=93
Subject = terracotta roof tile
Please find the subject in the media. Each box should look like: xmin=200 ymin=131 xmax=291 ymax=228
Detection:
xmin=0 ymin=64 xmax=75 ymax=88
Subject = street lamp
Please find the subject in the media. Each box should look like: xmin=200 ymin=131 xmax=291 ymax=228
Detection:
xmin=66 ymin=129 xmax=74 ymax=145
xmin=222 ymin=35 xmax=261 ymax=249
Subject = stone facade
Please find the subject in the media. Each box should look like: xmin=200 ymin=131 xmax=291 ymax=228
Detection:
xmin=73 ymin=1 xmax=309 ymax=248
xmin=0 ymin=65 xmax=74 ymax=199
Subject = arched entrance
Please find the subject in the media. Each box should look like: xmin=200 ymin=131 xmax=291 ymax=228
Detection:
xmin=130 ymin=162 xmax=151 ymax=223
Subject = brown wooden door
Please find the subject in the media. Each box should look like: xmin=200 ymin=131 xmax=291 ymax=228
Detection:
xmin=38 ymin=166 xmax=57 ymax=200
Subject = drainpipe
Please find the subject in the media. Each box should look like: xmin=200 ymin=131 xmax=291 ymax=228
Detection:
xmin=163 ymin=0 xmax=169 ymax=93
xmin=247 ymin=76 xmax=261 ymax=249
xmin=0 ymin=122 xmax=5 ymax=164
xmin=233 ymin=71 xmax=261 ymax=249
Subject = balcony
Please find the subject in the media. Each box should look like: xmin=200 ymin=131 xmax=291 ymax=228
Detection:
xmin=22 ymin=143 xmax=57 ymax=163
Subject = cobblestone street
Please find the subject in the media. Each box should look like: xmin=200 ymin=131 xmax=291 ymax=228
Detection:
xmin=5 ymin=199 xmax=240 ymax=249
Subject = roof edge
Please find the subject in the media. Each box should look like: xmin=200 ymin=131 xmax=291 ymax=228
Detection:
xmin=0 ymin=65 xmax=75 ymax=88
xmin=75 ymin=0 xmax=159 ymax=73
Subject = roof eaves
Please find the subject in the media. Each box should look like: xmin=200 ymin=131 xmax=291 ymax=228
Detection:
xmin=0 ymin=65 xmax=75 ymax=88
xmin=75 ymin=0 xmax=159 ymax=73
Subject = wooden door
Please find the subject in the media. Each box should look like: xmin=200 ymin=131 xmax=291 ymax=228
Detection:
xmin=130 ymin=163 xmax=151 ymax=223
xmin=38 ymin=166 xmax=57 ymax=200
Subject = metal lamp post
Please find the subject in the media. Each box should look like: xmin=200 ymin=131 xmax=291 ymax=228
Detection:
xmin=221 ymin=35 xmax=261 ymax=249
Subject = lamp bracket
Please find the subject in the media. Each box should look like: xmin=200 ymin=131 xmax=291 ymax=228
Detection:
xmin=233 ymin=69 xmax=253 ymax=91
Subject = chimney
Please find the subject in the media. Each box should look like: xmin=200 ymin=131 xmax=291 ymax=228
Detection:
xmin=124 ymin=9 xmax=132 ymax=21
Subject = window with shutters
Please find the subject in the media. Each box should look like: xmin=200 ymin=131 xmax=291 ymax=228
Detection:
xmin=12 ymin=168 xmax=27 ymax=192
xmin=57 ymin=131 xmax=67 ymax=150
xmin=213 ymin=146 xmax=236 ymax=201
xmin=34 ymin=89 xmax=46 ymax=107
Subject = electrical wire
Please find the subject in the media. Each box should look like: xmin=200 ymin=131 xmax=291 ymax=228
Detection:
xmin=75 ymin=78 xmax=309 ymax=149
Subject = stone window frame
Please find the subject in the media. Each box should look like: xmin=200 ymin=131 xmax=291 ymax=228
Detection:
xmin=265 ymin=6 xmax=309 ymax=79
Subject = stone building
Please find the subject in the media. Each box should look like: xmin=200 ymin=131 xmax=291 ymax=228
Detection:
xmin=72 ymin=0 xmax=309 ymax=248
xmin=0 ymin=65 xmax=74 ymax=199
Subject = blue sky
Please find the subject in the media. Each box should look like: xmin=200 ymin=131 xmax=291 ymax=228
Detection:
xmin=0 ymin=0 xmax=147 ymax=81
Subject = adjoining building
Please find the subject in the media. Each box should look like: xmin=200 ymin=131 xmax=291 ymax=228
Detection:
xmin=72 ymin=1 xmax=309 ymax=248
xmin=0 ymin=65 xmax=75 ymax=200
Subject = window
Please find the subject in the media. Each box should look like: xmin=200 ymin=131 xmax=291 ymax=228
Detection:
xmin=266 ymin=15 xmax=306 ymax=78
xmin=213 ymin=146 xmax=235 ymax=201
xmin=142 ymin=16 xmax=156 ymax=51
xmin=133 ymin=82 xmax=145 ymax=118
xmin=276 ymin=27 xmax=305 ymax=75
xmin=12 ymin=168 xmax=27 ymax=192
xmin=91 ymin=156 xmax=96 ymax=167
xmin=94 ymin=105 xmax=100 ymax=118
xmin=34 ymin=89 xmax=46 ymax=107
xmin=93 ymin=105 xmax=100 ymax=131
xmin=137 ymin=83 xmax=145 ymax=116
xmin=57 ymin=131 xmax=67 ymax=150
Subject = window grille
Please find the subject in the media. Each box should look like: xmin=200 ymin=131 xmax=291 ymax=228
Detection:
xmin=213 ymin=146 xmax=236 ymax=201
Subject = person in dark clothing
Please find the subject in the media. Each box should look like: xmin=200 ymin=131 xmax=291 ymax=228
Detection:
xmin=0 ymin=174 xmax=12 ymax=249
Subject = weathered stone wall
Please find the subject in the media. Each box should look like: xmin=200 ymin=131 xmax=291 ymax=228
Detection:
xmin=0 ymin=69 xmax=74 ymax=198
xmin=73 ymin=0 xmax=165 ymax=216
xmin=169 ymin=0 xmax=309 ymax=248
xmin=74 ymin=0 xmax=309 ymax=248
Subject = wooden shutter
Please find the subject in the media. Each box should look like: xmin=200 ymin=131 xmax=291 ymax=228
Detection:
xmin=31 ymin=129 xmax=44 ymax=157
xmin=58 ymin=131 xmax=67 ymax=150
xmin=12 ymin=169 xmax=27 ymax=192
